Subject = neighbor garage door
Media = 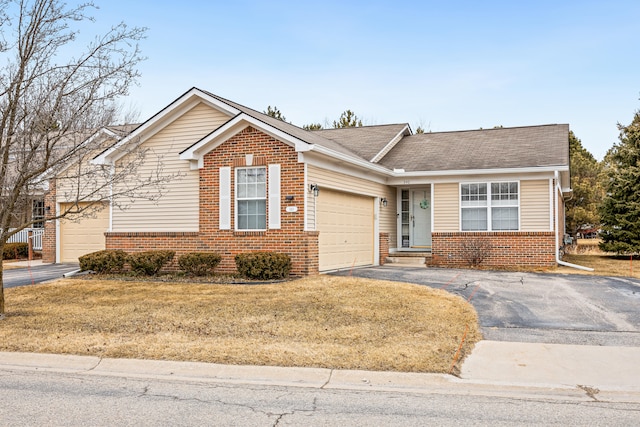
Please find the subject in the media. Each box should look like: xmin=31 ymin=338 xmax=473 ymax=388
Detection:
xmin=317 ymin=189 xmax=374 ymax=271
xmin=59 ymin=202 xmax=109 ymax=263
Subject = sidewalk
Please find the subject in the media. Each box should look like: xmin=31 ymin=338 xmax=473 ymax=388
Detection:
xmin=1 ymin=341 xmax=639 ymax=403
xmin=2 ymin=259 xmax=44 ymax=268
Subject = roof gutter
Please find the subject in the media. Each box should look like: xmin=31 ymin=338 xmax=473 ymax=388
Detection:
xmin=554 ymin=171 xmax=594 ymax=271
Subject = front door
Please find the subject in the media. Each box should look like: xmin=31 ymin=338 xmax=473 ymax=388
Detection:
xmin=400 ymin=187 xmax=432 ymax=249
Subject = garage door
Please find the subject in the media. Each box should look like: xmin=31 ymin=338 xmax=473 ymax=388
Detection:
xmin=317 ymin=189 xmax=374 ymax=271
xmin=59 ymin=202 xmax=109 ymax=263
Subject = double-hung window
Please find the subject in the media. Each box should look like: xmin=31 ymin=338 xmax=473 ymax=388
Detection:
xmin=461 ymin=182 xmax=519 ymax=231
xmin=236 ymin=167 xmax=266 ymax=230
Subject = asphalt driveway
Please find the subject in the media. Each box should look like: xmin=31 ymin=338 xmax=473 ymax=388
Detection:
xmin=2 ymin=263 xmax=80 ymax=288
xmin=331 ymin=266 xmax=640 ymax=347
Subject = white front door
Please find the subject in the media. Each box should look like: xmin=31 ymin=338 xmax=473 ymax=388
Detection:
xmin=399 ymin=187 xmax=432 ymax=249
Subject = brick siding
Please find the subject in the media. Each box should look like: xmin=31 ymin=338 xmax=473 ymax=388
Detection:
xmin=430 ymin=231 xmax=556 ymax=268
xmin=41 ymin=180 xmax=56 ymax=263
xmin=105 ymin=126 xmax=320 ymax=276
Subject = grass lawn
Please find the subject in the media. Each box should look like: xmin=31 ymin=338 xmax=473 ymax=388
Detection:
xmin=0 ymin=275 xmax=481 ymax=374
xmin=556 ymin=239 xmax=640 ymax=278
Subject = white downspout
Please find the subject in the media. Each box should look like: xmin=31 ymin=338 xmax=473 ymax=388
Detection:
xmin=554 ymin=171 xmax=594 ymax=271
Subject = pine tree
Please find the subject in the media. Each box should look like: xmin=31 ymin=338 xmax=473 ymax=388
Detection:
xmin=599 ymin=111 xmax=640 ymax=254
xmin=565 ymin=131 xmax=604 ymax=237
xmin=332 ymin=110 xmax=363 ymax=128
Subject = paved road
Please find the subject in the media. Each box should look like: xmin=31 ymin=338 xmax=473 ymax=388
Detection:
xmin=2 ymin=366 xmax=638 ymax=426
xmin=332 ymin=266 xmax=640 ymax=346
xmin=2 ymin=263 xmax=79 ymax=288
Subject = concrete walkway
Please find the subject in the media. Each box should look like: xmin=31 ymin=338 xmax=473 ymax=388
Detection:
xmin=1 ymin=343 xmax=639 ymax=402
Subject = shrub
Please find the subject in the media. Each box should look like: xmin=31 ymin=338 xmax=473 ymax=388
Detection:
xmin=461 ymin=238 xmax=492 ymax=267
xmin=79 ymin=250 xmax=127 ymax=273
xmin=128 ymin=250 xmax=175 ymax=276
xmin=2 ymin=242 xmax=29 ymax=260
xmin=235 ymin=252 xmax=291 ymax=280
xmin=178 ymin=252 xmax=222 ymax=276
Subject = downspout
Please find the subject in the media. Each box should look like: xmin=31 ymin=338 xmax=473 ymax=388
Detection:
xmin=554 ymin=171 xmax=594 ymax=271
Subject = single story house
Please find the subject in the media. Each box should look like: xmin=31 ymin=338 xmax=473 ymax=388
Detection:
xmin=42 ymin=87 xmax=571 ymax=274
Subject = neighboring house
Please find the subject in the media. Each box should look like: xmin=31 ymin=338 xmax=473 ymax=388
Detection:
xmin=42 ymin=87 xmax=571 ymax=274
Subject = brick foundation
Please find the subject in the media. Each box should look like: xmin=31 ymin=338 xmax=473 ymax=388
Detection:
xmin=430 ymin=231 xmax=556 ymax=268
xmin=105 ymin=230 xmax=319 ymax=276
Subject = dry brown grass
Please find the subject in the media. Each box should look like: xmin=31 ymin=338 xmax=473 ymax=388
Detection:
xmin=557 ymin=254 xmax=639 ymax=278
xmin=554 ymin=239 xmax=640 ymax=278
xmin=0 ymin=275 xmax=481 ymax=374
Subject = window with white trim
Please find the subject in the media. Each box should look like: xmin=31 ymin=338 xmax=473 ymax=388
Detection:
xmin=236 ymin=167 xmax=266 ymax=230
xmin=461 ymin=182 xmax=519 ymax=231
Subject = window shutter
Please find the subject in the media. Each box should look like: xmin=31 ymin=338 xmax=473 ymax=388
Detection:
xmin=219 ymin=167 xmax=231 ymax=230
xmin=268 ymin=164 xmax=281 ymax=229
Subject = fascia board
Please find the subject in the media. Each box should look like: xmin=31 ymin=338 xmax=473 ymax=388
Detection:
xmin=386 ymin=165 xmax=569 ymax=185
xmin=179 ymin=114 xmax=312 ymax=165
xmin=39 ymin=127 xmax=122 ymax=183
xmin=94 ymin=88 xmax=240 ymax=165
xmin=309 ymin=144 xmax=393 ymax=176
xmin=301 ymin=151 xmax=388 ymax=186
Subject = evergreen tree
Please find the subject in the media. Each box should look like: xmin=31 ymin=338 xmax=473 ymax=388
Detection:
xmin=565 ymin=131 xmax=604 ymax=237
xmin=264 ymin=106 xmax=286 ymax=122
xmin=332 ymin=110 xmax=363 ymax=128
xmin=599 ymin=111 xmax=640 ymax=254
xmin=303 ymin=123 xmax=323 ymax=131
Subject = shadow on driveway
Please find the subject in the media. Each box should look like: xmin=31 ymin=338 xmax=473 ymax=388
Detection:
xmin=331 ymin=266 xmax=640 ymax=346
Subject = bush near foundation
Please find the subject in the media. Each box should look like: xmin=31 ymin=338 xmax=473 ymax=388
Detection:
xmin=235 ymin=252 xmax=292 ymax=280
xmin=178 ymin=252 xmax=222 ymax=276
xmin=2 ymin=242 xmax=29 ymax=260
xmin=79 ymin=250 xmax=127 ymax=273
xmin=128 ymin=250 xmax=175 ymax=276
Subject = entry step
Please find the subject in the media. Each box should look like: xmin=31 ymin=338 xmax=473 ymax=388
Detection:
xmin=385 ymin=253 xmax=431 ymax=266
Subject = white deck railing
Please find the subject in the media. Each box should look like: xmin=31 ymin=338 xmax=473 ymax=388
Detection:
xmin=5 ymin=228 xmax=44 ymax=251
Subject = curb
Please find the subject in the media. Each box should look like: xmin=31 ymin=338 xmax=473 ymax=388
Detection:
xmin=2 ymin=352 xmax=639 ymax=403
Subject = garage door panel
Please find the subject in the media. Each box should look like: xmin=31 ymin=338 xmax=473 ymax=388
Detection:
xmin=317 ymin=190 xmax=374 ymax=271
xmin=59 ymin=202 xmax=109 ymax=263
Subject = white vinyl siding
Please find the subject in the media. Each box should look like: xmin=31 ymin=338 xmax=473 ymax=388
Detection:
xmin=112 ymin=102 xmax=230 ymax=232
xmin=520 ymin=179 xmax=552 ymax=231
xmin=433 ymin=183 xmax=459 ymax=232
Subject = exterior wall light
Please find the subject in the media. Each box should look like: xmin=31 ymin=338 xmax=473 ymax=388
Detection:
xmin=380 ymin=197 xmax=388 ymax=207
xmin=309 ymin=184 xmax=320 ymax=197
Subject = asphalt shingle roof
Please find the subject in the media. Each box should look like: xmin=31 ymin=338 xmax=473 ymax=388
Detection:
xmin=311 ymin=124 xmax=408 ymax=161
xmin=377 ymin=124 xmax=570 ymax=172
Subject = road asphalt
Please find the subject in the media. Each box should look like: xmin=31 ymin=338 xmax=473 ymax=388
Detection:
xmin=2 ymin=262 xmax=639 ymax=400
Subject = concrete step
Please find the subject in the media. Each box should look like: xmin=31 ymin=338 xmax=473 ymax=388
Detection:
xmin=385 ymin=256 xmax=427 ymax=266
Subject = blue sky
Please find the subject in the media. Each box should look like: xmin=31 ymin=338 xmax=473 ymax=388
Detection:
xmin=91 ymin=0 xmax=639 ymax=160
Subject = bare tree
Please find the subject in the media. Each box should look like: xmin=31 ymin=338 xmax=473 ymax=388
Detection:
xmin=0 ymin=0 xmax=167 ymax=316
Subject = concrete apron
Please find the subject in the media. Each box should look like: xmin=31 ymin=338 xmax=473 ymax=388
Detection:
xmin=460 ymin=340 xmax=640 ymax=393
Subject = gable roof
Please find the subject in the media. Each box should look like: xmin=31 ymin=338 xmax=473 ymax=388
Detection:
xmin=378 ymin=124 xmax=570 ymax=172
xmin=94 ymin=87 xmax=570 ymax=180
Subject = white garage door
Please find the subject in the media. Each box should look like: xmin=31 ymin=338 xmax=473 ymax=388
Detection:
xmin=59 ymin=202 xmax=109 ymax=263
xmin=317 ymin=189 xmax=374 ymax=271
